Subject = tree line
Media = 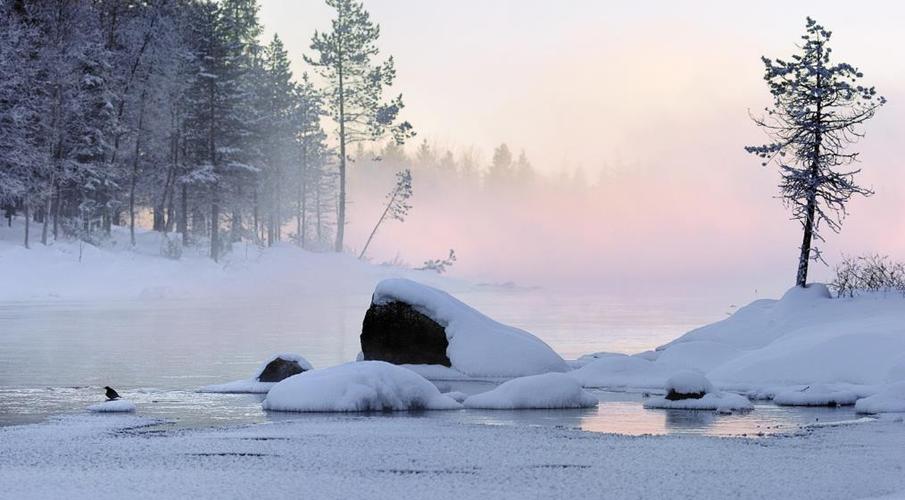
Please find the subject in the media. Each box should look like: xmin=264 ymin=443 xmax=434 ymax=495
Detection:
xmin=0 ymin=0 xmax=411 ymax=261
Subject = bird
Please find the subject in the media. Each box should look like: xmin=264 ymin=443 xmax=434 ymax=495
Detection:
xmin=104 ymin=386 xmax=121 ymax=401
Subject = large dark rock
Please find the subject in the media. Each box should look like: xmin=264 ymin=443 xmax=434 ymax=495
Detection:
xmin=257 ymin=357 xmax=307 ymax=382
xmin=361 ymin=300 xmax=451 ymax=366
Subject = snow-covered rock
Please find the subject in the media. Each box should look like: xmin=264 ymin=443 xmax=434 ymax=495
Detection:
xmin=262 ymin=361 xmax=463 ymax=412
xmin=463 ymin=373 xmax=598 ymax=409
xmin=87 ymin=400 xmax=136 ymax=413
xmin=855 ymin=382 xmax=905 ymax=414
xmin=773 ymin=384 xmax=859 ymax=407
xmin=644 ymin=392 xmax=753 ymax=412
xmin=199 ymin=353 xmax=313 ymax=394
xmin=665 ymin=371 xmax=713 ymax=400
xmin=363 ymin=279 xmax=568 ymax=378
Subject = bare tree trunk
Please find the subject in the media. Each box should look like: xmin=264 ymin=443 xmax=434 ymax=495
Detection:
xmin=179 ymin=184 xmax=188 ymax=245
xmin=210 ymin=187 xmax=220 ymax=262
xmin=23 ymin=202 xmax=30 ymax=249
xmin=334 ymin=58 xmax=347 ymax=252
xmin=41 ymin=174 xmax=54 ymax=245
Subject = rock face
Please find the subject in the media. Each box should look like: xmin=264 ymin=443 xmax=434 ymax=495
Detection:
xmin=257 ymin=357 xmax=307 ymax=382
xmin=361 ymin=301 xmax=451 ymax=366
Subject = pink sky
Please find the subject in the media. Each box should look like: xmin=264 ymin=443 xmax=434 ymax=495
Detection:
xmin=260 ymin=1 xmax=905 ymax=300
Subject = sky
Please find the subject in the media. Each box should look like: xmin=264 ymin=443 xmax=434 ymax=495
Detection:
xmin=259 ymin=1 xmax=905 ymax=301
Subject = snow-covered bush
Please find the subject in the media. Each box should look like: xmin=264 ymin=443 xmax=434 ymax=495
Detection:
xmin=416 ymin=249 xmax=457 ymax=274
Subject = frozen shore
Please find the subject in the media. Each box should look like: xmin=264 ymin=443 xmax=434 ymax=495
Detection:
xmin=0 ymin=413 xmax=904 ymax=500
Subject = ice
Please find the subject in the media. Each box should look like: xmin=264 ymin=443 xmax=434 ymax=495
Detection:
xmin=856 ymin=382 xmax=905 ymax=414
xmin=773 ymin=384 xmax=859 ymax=407
xmin=262 ymin=361 xmax=463 ymax=412
xmin=86 ymin=400 xmax=136 ymax=413
xmin=372 ymin=278 xmax=568 ymax=377
xmin=463 ymin=373 xmax=598 ymax=409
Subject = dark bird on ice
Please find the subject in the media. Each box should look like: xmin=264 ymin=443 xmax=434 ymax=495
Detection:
xmin=104 ymin=386 xmax=120 ymax=401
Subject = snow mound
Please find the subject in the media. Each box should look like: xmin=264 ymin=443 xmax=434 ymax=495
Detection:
xmin=87 ymin=400 xmax=136 ymax=413
xmin=262 ymin=361 xmax=463 ymax=412
xmin=855 ymin=382 xmax=905 ymax=414
xmin=442 ymin=391 xmax=469 ymax=403
xmin=568 ymin=354 xmax=675 ymax=389
xmin=464 ymin=373 xmax=598 ymax=409
xmin=644 ymin=392 xmax=753 ymax=412
xmin=665 ymin=370 xmax=713 ymax=396
xmin=199 ymin=353 xmax=313 ymax=394
xmin=773 ymin=384 xmax=859 ymax=407
xmin=372 ymin=279 xmax=568 ymax=377
xmin=625 ymin=284 xmax=905 ymax=394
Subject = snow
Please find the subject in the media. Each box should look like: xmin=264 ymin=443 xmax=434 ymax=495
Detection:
xmin=643 ymin=392 xmax=753 ymax=412
xmin=262 ymin=361 xmax=462 ymax=412
xmin=2 ymin=413 xmax=905 ymax=499
xmin=199 ymin=353 xmax=314 ymax=394
xmin=856 ymin=382 xmax=905 ymax=414
xmin=86 ymin=400 xmax=136 ymax=413
xmin=463 ymin=373 xmax=598 ymax=409
xmin=773 ymin=384 xmax=859 ymax=407
xmin=0 ymin=220 xmax=466 ymax=302
xmin=372 ymin=278 xmax=568 ymax=378
xmin=572 ymin=284 xmax=905 ymax=402
xmin=568 ymin=353 xmax=675 ymax=390
xmin=442 ymin=391 xmax=469 ymax=403
xmin=665 ymin=370 xmax=713 ymax=396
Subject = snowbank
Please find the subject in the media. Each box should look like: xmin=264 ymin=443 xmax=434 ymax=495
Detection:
xmin=262 ymin=361 xmax=462 ymax=412
xmin=773 ymin=384 xmax=859 ymax=407
xmin=574 ymin=284 xmax=905 ymax=397
xmin=0 ymin=219 xmax=463 ymax=302
xmin=463 ymin=373 xmax=598 ymax=409
xmin=371 ymin=279 xmax=568 ymax=378
xmin=643 ymin=392 xmax=753 ymax=412
xmin=199 ymin=353 xmax=313 ymax=394
xmin=86 ymin=400 xmax=136 ymax=413
xmin=855 ymin=382 xmax=905 ymax=414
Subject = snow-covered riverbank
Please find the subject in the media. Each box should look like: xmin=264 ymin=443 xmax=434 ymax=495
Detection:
xmin=0 ymin=413 xmax=903 ymax=500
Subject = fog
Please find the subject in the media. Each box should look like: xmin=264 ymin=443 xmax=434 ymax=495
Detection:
xmin=261 ymin=1 xmax=905 ymax=301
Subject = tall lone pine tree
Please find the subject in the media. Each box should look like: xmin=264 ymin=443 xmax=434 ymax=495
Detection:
xmin=305 ymin=0 xmax=414 ymax=253
xmin=746 ymin=18 xmax=885 ymax=287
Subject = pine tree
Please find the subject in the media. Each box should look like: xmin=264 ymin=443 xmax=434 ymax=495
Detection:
xmin=746 ymin=18 xmax=886 ymax=287
xmin=305 ymin=0 xmax=414 ymax=253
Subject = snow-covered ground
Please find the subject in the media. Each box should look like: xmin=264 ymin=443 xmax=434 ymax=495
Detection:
xmin=0 ymin=414 xmax=904 ymax=500
xmin=0 ymin=219 xmax=464 ymax=302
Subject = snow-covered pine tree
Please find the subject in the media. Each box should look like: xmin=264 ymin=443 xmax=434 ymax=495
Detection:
xmin=746 ymin=18 xmax=886 ymax=287
xmin=305 ymin=0 xmax=414 ymax=253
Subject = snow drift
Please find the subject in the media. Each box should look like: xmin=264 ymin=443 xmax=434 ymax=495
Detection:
xmin=262 ymin=361 xmax=462 ymax=412
xmin=855 ymin=382 xmax=905 ymax=414
xmin=463 ymin=373 xmax=598 ymax=409
xmin=368 ymin=279 xmax=568 ymax=378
